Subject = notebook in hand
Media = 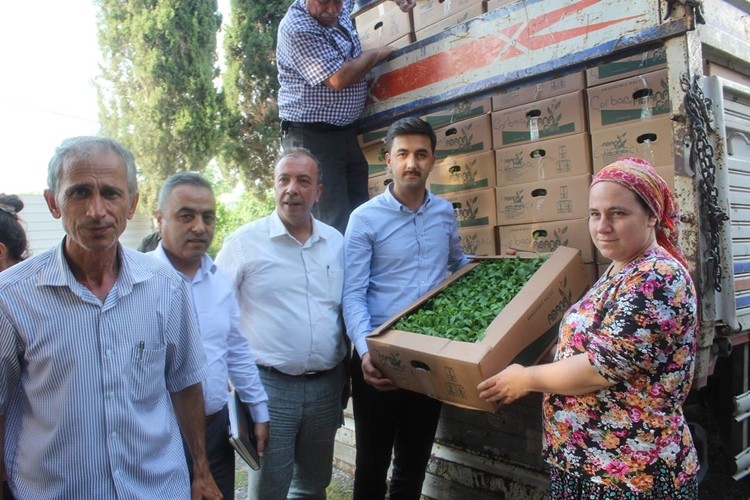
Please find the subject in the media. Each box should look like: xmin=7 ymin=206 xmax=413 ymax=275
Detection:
xmin=227 ymin=389 xmax=261 ymax=470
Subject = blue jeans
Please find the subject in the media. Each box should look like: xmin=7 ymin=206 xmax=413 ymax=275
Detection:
xmin=247 ymin=363 xmax=346 ymax=500
xmin=281 ymin=124 xmax=369 ymax=235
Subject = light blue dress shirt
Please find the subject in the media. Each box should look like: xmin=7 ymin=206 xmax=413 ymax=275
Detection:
xmin=0 ymin=242 xmax=206 ymax=499
xmin=149 ymin=244 xmax=269 ymax=423
xmin=343 ymin=186 xmax=470 ymax=356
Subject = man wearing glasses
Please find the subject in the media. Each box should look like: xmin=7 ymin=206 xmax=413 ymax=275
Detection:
xmin=276 ymin=0 xmax=415 ymax=235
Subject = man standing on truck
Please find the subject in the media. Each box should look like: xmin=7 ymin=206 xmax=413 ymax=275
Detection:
xmin=343 ymin=117 xmax=470 ymax=499
xmin=276 ymin=0 xmax=415 ymax=234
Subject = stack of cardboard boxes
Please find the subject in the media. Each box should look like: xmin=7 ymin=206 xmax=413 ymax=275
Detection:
xmin=492 ymin=72 xmax=594 ymax=277
xmin=585 ymin=48 xmax=670 ymax=271
xmin=355 ymin=4 xmax=674 ymax=276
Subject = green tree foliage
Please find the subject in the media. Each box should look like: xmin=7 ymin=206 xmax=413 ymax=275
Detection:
xmin=219 ymin=0 xmax=288 ymax=193
xmin=94 ymin=0 xmax=222 ymax=212
xmin=210 ymin=189 xmax=275 ymax=257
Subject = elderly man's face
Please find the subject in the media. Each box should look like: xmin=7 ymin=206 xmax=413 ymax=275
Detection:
xmin=274 ymin=154 xmax=322 ymax=231
xmin=157 ymin=184 xmax=216 ymax=274
xmin=45 ymin=148 xmax=137 ymax=255
xmin=306 ymin=0 xmax=344 ymax=26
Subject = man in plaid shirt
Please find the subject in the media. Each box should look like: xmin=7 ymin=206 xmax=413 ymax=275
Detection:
xmin=276 ymin=0 xmax=414 ymax=234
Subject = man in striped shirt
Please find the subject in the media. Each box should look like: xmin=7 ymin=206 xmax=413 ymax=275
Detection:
xmin=0 ymin=137 xmax=220 ymax=499
xmin=276 ymin=0 xmax=415 ymax=234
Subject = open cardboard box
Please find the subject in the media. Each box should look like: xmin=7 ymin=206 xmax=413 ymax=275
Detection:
xmin=366 ymin=246 xmax=589 ymax=412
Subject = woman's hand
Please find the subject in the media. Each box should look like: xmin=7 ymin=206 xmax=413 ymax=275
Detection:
xmin=477 ymin=364 xmax=530 ymax=405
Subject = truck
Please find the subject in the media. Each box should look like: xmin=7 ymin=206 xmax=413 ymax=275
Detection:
xmin=332 ymin=0 xmax=750 ymax=497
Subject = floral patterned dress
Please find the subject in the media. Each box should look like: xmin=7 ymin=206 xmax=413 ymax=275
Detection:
xmin=543 ymin=247 xmax=700 ymax=498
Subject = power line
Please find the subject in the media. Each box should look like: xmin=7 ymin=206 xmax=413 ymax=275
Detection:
xmin=0 ymin=97 xmax=99 ymax=124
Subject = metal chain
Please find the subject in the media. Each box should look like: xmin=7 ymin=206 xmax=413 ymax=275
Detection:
xmin=681 ymin=73 xmax=728 ymax=292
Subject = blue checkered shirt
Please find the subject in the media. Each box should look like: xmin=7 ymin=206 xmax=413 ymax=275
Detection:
xmin=277 ymin=0 xmax=367 ymax=126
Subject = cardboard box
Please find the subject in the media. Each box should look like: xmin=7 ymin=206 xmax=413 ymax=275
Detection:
xmin=422 ymin=95 xmax=492 ymax=129
xmin=388 ymin=33 xmax=415 ymax=50
xmin=366 ymin=246 xmax=589 ymax=411
xmin=495 ymin=175 xmax=591 ymax=225
xmin=428 ymin=150 xmax=496 ymax=195
xmin=368 ymin=173 xmax=392 ymax=198
xmin=586 ymin=47 xmax=667 ymax=86
xmin=412 ymin=0 xmax=484 ymax=32
xmin=362 ymin=142 xmax=389 ymax=177
xmin=590 ymin=118 xmax=674 ymax=172
xmin=434 ymin=114 xmax=493 ymax=160
xmin=491 ymin=71 xmax=585 ymax=111
xmin=414 ymin=2 xmax=485 ymax=41
xmin=495 ymin=133 xmax=592 ymax=187
xmin=355 ymin=0 xmax=413 ymax=52
xmin=491 ymin=91 xmax=586 ymax=149
xmin=442 ymin=187 xmax=497 ymax=228
xmin=586 ymin=69 xmax=670 ymax=131
xmin=497 ymin=218 xmax=596 ymax=263
xmin=459 ymin=226 xmax=497 ymax=256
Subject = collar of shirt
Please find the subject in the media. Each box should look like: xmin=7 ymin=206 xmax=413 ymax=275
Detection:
xmin=39 ymin=239 xmax=150 ymax=302
xmin=150 ymin=243 xmax=216 ymax=285
xmin=269 ymin=208 xmax=330 ymax=248
xmin=383 ymin=183 xmax=434 ymax=213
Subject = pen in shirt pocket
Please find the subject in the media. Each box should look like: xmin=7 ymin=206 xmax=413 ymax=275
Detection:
xmin=138 ymin=340 xmax=145 ymax=361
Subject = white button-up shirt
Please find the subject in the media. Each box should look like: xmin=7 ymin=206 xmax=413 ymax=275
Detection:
xmin=216 ymin=210 xmax=347 ymax=375
xmin=149 ymin=245 xmax=269 ymax=422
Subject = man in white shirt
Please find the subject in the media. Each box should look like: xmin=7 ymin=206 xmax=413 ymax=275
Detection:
xmin=150 ymin=172 xmax=270 ymax=499
xmin=216 ymin=148 xmax=347 ymax=500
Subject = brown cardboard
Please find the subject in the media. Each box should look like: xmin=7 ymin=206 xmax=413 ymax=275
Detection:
xmin=412 ymin=0 xmax=484 ymax=32
xmin=362 ymin=142 xmax=389 ymax=177
xmin=368 ymin=173 xmax=392 ymax=198
xmin=491 ymin=91 xmax=586 ymax=149
xmin=441 ymin=187 xmax=497 ymax=228
xmin=586 ymin=69 xmax=670 ymax=131
xmin=491 ymin=71 xmax=585 ymax=111
xmin=495 ymin=133 xmax=592 ymax=187
xmin=428 ymin=150 xmax=496 ymax=195
xmin=366 ymin=246 xmax=589 ymax=411
xmin=355 ymin=0 xmax=413 ymax=52
xmin=497 ymin=218 xmax=595 ymax=263
xmin=590 ymin=118 xmax=674 ymax=172
xmin=434 ymin=114 xmax=493 ymax=160
xmin=586 ymin=47 xmax=667 ymax=86
xmin=421 ymin=94 xmax=492 ymax=129
xmin=496 ymin=175 xmax=591 ymax=226
xmin=388 ymin=33 xmax=415 ymax=50
xmin=458 ymin=226 xmax=497 ymax=256
xmin=414 ymin=2 xmax=485 ymax=41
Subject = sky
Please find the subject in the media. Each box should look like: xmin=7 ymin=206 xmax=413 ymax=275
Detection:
xmin=0 ymin=1 xmax=101 ymax=195
xmin=0 ymin=0 xmax=230 ymax=196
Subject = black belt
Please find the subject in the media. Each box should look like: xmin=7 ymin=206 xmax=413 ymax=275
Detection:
xmin=257 ymin=364 xmax=333 ymax=379
xmin=281 ymin=120 xmax=353 ymax=132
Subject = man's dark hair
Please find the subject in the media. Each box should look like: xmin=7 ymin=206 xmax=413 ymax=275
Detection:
xmin=384 ymin=117 xmax=436 ymax=154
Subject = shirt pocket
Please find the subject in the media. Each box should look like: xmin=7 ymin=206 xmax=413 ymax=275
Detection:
xmin=129 ymin=344 xmax=167 ymax=406
xmin=326 ymin=265 xmax=344 ymax=302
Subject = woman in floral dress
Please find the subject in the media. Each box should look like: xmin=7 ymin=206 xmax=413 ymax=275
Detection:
xmin=478 ymin=157 xmax=699 ymax=499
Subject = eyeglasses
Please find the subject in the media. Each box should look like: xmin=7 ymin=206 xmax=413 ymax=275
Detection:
xmin=314 ymin=0 xmax=343 ymax=4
